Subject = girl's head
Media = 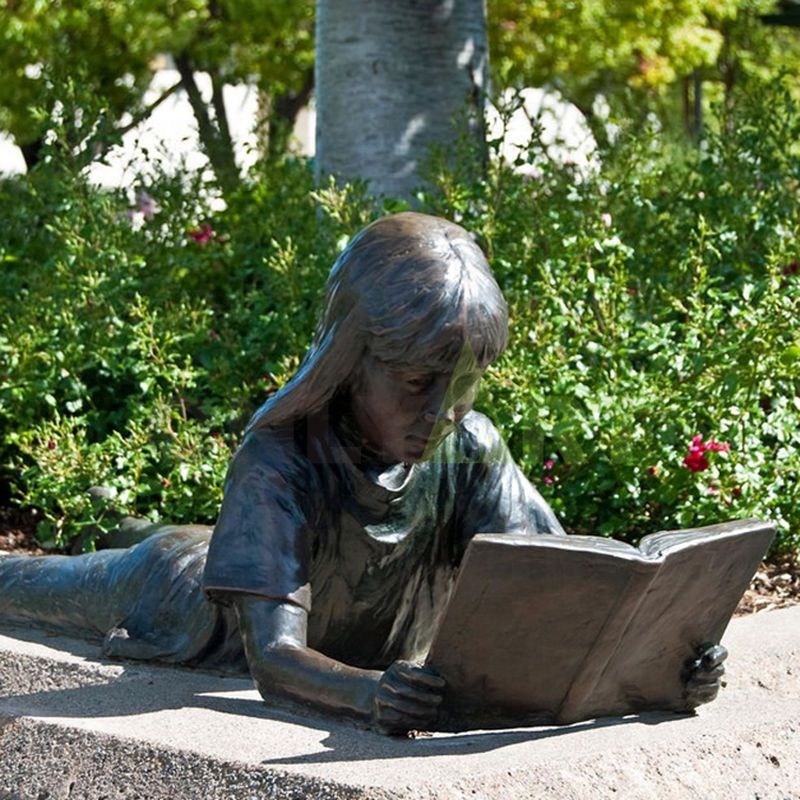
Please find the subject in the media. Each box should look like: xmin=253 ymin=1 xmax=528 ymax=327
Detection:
xmin=246 ymin=212 xmax=508 ymax=459
xmin=323 ymin=212 xmax=507 ymax=371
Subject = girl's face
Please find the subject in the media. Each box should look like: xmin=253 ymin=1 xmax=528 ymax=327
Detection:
xmin=349 ymin=349 xmax=483 ymax=465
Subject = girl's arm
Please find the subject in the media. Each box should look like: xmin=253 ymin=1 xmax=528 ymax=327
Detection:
xmin=232 ymin=594 xmax=445 ymax=733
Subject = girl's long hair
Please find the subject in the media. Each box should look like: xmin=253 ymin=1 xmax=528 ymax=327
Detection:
xmin=245 ymin=212 xmax=509 ymax=433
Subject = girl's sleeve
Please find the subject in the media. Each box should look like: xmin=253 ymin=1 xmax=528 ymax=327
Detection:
xmin=202 ymin=428 xmax=317 ymax=612
xmin=455 ymin=412 xmax=566 ymax=539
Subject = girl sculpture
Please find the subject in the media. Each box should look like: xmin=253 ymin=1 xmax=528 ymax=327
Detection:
xmin=0 ymin=213 xmax=725 ymax=733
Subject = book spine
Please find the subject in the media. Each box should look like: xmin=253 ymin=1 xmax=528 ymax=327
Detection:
xmin=556 ymin=561 xmax=659 ymax=723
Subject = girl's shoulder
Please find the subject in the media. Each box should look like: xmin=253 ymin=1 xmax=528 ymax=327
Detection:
xmin=450 ymin=410 xmax=507 ymax=463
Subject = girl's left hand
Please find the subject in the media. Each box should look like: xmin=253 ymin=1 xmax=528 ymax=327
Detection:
xmin=683 ymin=643 xmax=728 ymax=709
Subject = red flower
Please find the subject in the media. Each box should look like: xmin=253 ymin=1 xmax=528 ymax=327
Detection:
xmin=782 ymin=261 xmax=800 ymax=276
xmin=47 ymin=440 xmax=56 ymax=451
xmin=683 ymin=450 xmax=709 ymax=472
xmin=647 ymin=465 xmax=659 ymax=476
xmin=187 ymin=224 xmax=215 ymax=245
xmin=682 ymin=435 xmax=730 ymax=473
xmin=161 ymin=478 xmax=170 ymax=488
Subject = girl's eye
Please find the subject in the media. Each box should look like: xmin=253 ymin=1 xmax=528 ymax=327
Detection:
xmin=406 ymin=375 xmax=433 ymax=390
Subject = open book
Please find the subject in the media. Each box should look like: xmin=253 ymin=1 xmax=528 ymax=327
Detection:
xmin=426 ymin=518 xmax=774 ymax=730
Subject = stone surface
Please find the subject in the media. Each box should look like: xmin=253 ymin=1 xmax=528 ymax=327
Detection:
xmin=1 ymin=607 xmax=799 ymax=799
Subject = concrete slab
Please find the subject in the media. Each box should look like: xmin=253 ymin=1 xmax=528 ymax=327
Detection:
xmin=1 ymin=607 xmax=799 ymax=799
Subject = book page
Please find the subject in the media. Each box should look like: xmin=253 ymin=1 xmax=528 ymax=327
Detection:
xmin=426 ymin=532 xmax=660 ymax=730
xmin=582 ymin=520 xmax=775 ymax=719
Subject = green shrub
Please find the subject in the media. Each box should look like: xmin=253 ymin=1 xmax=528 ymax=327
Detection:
xmin=1 ymin=83 xmax=798 ymax=555
xmin=423 ymin=86 xmax=800 ymax=553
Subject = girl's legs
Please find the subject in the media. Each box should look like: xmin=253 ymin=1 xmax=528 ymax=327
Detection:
xmin=0 ymin=526 xmax=237 ymax=668
xmin=0 ymin=547 xmax=134 ymax=639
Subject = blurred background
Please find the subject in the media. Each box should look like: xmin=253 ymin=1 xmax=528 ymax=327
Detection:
xmin=0 ymin=1 xmax=799 ymax=579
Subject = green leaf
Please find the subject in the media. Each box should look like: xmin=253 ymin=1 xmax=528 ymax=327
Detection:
xmin=780 ymin=345 xmax=800 ymax=366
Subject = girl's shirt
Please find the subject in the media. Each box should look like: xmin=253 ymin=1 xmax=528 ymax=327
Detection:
xmin=203 ymin=410 xmax=563 ymax=669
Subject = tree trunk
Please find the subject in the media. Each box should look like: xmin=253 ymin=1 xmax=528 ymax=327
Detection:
xmin=20 ymin=138 xmax=45 ymax=170
xmin=174 ymin=53 xmax=239 ymax=195
xmin=259 ymin=72 xmax=315 ymax=159
xmin=315 ymin=0 xmax=488 ymax=199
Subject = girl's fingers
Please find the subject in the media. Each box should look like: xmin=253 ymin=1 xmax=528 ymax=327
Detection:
xmin=381 ymin=676 xmax=444 ymax=706
xmin=700 ymin=644 xmax=728 ymax=670
xmin=391 ymin=661 xmax=446 ymax=689
xmin=375 ymin=690 xmax=438 ymax=720
xmin=691 ymin=664 xmax=726 ymax=683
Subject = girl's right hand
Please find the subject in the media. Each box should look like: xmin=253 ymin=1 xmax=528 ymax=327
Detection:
xmin=371 ymin=660 xmax=446 ymax=734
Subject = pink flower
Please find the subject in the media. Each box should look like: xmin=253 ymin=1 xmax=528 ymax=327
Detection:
xmin=543 ymin=458 xmax=555 ymax=471
xmin=161 ymin=478 xmax=170 ymax=488
xmin=188 ymin=224 xmax=215 ymax=245
xmin=543 ymin=476 xmax=554 ymax=486
xmin=682 ymin=435 xmax=730 ymax=473
xmin=705 ymin=439 xmax=730 ymax=453
xmin=136 ymin=190 xmax=158 ymax=220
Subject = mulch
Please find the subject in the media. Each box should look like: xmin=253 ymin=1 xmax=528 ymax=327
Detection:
xmin=735 ymin=554 xmax=800 ymax=615
xmin=0 ymin=505 xmax=50 ymax=555
xmin=0 ymin=506 xmax=797 ymax=616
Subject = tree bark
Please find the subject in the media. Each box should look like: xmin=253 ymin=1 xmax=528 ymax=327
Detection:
xmin=20 ymin=138 xmax=45 ymax=170
xmin=259 ymin=72 xmax=315 ymax=158
xmin=315 ymin=0 xmax=488 ymax=199
xmin=175 ymin=53 xmax=239 ymax=194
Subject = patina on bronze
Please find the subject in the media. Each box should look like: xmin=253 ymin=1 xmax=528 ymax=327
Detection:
xmin=0 ymin=213 xmax=726 ymax=734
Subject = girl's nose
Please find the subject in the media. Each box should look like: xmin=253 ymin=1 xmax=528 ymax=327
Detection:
xmin=423 ymin=406 xmax=456 ymax=425
xmin=422 ymin=376 xmax=457 ymax=425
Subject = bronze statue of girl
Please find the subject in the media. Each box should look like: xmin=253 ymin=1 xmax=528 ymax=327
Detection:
xmin=0 ymin=212 xmax=726 ymax=734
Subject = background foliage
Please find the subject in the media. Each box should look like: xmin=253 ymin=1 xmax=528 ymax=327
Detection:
xmin=4 ymin=1 xmax=800 ymax=181
xmin=1 ymin=79 xmax=798 ymax=554
xmin=488 ymin=0 xmax=800 ymax=140
xmin=0 ymin=0 xmax=314 ymax=182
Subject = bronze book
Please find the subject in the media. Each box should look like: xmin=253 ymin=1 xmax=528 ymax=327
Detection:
xmin=426 ymin=518 xmax=775 ymax=730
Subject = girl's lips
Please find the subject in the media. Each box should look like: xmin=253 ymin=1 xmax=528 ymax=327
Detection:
xmin=406 ymin=436 xmax=428 ymax=455
xmin=406 ymin=432 xmax=447 ymax=451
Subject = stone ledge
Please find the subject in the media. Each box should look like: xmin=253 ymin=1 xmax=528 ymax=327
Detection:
xmin=1 ymin=607 xmax=799 ymax=800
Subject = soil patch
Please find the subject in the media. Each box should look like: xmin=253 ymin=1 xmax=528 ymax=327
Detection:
xmin=735 ymin=553 xmax=800 ymax=615
xmin=0 ymin=505 xmax=48 ymax=555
